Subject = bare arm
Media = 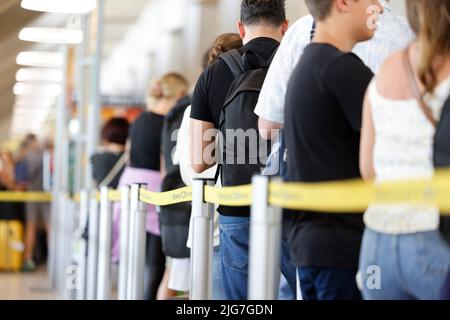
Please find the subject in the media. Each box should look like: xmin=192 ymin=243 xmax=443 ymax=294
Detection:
xmin=258 ymin=117 xmax=282 ymax=141
xmin=359 ymin=92 xmax=376 ymax=181
xmin=189 ymin=118 xmax=217 ymax=174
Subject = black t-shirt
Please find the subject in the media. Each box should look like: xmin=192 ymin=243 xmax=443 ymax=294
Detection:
xmin=129 ymin=111 xmax=165 ymax=171
xmin=190 ymin=37 xmax=279 ymax=216
xmin=91 ymin=151 xmax=124 ymax=188
xmin=284 ymin=43 xmax=374 ymax=269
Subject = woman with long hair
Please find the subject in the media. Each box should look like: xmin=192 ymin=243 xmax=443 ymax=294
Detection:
xmin=359 ymin=0 xmax=450 ymax=299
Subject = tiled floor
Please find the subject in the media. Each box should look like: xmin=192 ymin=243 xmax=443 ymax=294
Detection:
xmin=0 ymin=267 xmax=57 ymax=300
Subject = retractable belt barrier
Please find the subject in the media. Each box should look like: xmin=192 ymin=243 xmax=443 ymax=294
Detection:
xmin=1 ymin=169 xmax=450 ymax=211
xmin=0 ymin=191 xmax=52 ymax=202
xmin=4 ymin=169 xmax=449 ymax=301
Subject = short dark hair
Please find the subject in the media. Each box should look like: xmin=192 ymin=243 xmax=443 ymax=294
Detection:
xmin=305 ymin=0 xmax=334 ymax=21
xmin=101 ymin=117 xmax=129 ymax=145
xmin=240 ymin=0 xmax=286 ymax=26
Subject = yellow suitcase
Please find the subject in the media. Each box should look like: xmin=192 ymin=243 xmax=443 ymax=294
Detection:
xmin=0 ymin=220 xmax=24 ymax=272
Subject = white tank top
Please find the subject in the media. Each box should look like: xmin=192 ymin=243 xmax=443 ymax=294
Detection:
xmin=364 ymin=75 xmax=450 ymax=234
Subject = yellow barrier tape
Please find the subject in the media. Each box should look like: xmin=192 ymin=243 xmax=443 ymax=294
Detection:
xmin=139 ymin=187 xmax=192 ymax=206
xmin=1 ymin=170 xmax=448 ymax=213
xmin=204 ymin=185 xmax=253 ymax=206
xmin=0 ymin=191 xmax=52 ymax=203
xmin=269 ymin=180 xmax=373 ymax=212
xmin=374 ymin=171 xmax=450 ymax=214
xmin=270 ymin=170 xmax=450 ymax=213
xmin=108 ymin=190 xmax=122 ymax=202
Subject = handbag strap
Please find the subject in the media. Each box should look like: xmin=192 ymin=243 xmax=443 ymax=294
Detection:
xmin=403 ymin=47 xmax=438 ymax=127
xmin=98 ymin=152 xmax=128 ymax=187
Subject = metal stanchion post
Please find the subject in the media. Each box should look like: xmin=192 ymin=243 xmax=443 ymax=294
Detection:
xmin=130 ymin=184 xmax=147 ymax=300
xmin=76 ymin=190 xmax=89 ymax=300
xmin=126 ymin=184 xmax=138 ymax=300
xmin=97 ymin=187 xmax=112 ymax=300
xmin=118 ymin=186 xmax=130 ymax=300
xmin=64 ymin=199 xmax=76 ymax=300
xmin=190 ymin=179 xmax=214 ymax=300
xmin=58 ymin=194 xmax=69 ymax=298
xmin=86 ymin=191 xmax=100 ymax=300
xmin=248 ymin=175 xmax=282 ymax=300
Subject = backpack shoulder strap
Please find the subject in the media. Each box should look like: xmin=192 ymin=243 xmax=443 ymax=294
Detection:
xmin=267 ymin=47 xmax=278 ymax=66
xmin=220 ymin=49 xmax=244 ymax=78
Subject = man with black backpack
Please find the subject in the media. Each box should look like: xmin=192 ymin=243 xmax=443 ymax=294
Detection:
xmin=189 ymin=0 xmax=292 ymax=300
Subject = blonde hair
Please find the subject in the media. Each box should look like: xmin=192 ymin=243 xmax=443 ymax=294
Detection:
xmin=149 ymin=73 xmax=189 ymax=99
xmin=406 ymin=0 xmax=450 ymax=93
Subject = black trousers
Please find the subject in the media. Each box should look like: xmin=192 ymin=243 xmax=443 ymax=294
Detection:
xmin=144 ymin=232 xmax=166 ymax=300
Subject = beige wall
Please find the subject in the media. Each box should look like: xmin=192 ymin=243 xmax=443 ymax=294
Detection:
xmin=101 ymin=0 xmax=408 ymax=104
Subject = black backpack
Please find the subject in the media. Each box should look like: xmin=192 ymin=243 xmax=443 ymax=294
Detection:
xmin=218 ymin=48 xmax=277 ymax=187
xmin=159 ymin=96 xmax=192 ymax=258
xmin=434 ymin=95 xmax=450 ymax=244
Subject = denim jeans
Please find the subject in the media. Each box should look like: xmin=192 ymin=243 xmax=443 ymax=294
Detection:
xmin=219 ymin=215 xmax=297 ymax=300
xmin=297 ymin=267 xmax=361 ymax=300
xmin=212 ymin=245 xmax=226 ymax=300
xmin=359 ymin=228 xmax=450 ymax=300
xmin=279 ymin=240 xmax=297 ymax=300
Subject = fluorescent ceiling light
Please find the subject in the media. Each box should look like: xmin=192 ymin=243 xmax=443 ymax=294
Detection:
xmin=14 ymin=106 xmax=53 ymax=115
xmin=13 ymin=104 xmax=52 ymax=113
xmin=16 ymin=68 xmax=63 ymax=83
xmin=11 ymin=122 xmax=46 ymax=129
xmin=13 ymin=108 xmax=51 ymax=115
xmin=15 ymin=96 xmax=56 ymax=107
xmin=13 ymin=83 xmax=62 ymax=97
xmin=19 ymin=27 xmax=84 ymax=44
xmin=21 ymin=0 xmax=97 ymax=14
xmin=12 ymin=117 xmax=46 ymax=124
xmin=12 ymin=117 xmax=48 ymax=124
xmin=16 ymin=51 xmax=63 ymax=68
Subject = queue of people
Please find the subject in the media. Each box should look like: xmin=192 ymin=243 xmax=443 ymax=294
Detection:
xmin=94 ymin=0 xmax=450 ymax=300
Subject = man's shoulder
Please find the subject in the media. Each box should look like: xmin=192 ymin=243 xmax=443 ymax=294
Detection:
xmin=200 ymin=57 xmax=234 ymax=89
xmin=279 ymin=15 xmax=314 ymax=49
xmin=320 ymin=49 xmax=370 ymax=80
xmin=288 ymin=15 xmax=314 ymax=34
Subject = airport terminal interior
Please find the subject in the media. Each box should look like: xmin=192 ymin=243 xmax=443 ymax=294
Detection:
xmin=1 ymin=0 xmax=450 ymax=302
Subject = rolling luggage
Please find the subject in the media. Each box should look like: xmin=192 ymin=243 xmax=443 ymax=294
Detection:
xmin=0 ymin=219 xmax=24 ymax=271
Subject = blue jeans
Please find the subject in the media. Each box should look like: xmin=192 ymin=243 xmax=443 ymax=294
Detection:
xmin=297 ymin=267 xmax=361 ymax=300
xmin=219 ymin=215 xmax=297 ymax=300
xmin=359 ymin=228 xmax=450 ymax=300
xmin=212 ymin=246 xmax=226 ymax=300
xmin=279 ymin=240 xmax=297 ymax=300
